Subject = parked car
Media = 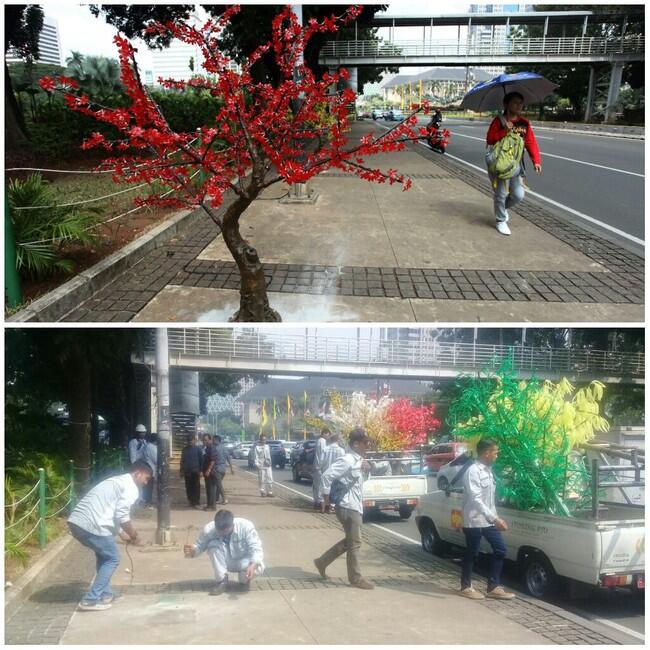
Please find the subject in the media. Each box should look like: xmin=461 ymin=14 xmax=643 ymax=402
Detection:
xmin=233 ymin=442 xmax=253 ymax=460
xmin=387 ymin=108 xmax=404 ymax=121
xmin=247 ymin=440 xmax=286 ymax=469
xmin=291 ymin=440 xmax=316 ymax=482
xmin=371 ymin=108 xmax=386 ymax=120
xmin=435 ymin=453 xmax=472 ymax=490
xmin=283 ymin=441 xmax=298 ymax=462
xmin=424 ymin=442 xmax=468 ymax=473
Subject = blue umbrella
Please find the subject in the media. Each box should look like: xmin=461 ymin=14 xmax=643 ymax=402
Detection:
xmin=460 ymin=72 xmax=557 ymax=112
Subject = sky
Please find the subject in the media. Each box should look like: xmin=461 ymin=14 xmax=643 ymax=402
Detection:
xmin=41 ymin=2 xmax=472 ymax=67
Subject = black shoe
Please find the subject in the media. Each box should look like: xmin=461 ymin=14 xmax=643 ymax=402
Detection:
xmin=238 ymin=581 xmax=251 ymax=593
xmin=209 ymin=581 xmax=227 ymax=596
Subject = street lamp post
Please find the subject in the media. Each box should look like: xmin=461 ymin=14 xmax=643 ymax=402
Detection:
xmin=155 ymin=328 xmax=172 ymax=545
xmin=282 ymin=4 xmax=319 ymax=205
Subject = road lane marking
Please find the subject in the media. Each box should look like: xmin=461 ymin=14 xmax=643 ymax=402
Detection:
xmin=442 ymin=120 xmax=645 ymax=143
xmin=247 ymin=469 xmax=421 ymax=545
xmin=437 ymin=149 xmax=645 ymax=246
xmin=376 ymin=123 xmax=644 ymax=245
xmin=449 ymin=132 xmax=642 ymax=175
xmin=589 ymin=618 xmax=645 ymax=642
xmin=369 ymin=523 xmax=420 ymax=545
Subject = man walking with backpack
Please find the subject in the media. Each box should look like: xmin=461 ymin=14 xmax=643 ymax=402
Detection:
xmin=313 ymin=428 xmax=374 ymax=590
xmin=486 ymin=91 xmax=542 ymax=236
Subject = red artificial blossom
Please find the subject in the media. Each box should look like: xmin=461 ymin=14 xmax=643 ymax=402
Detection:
xmin=386 ymin=398 xmax=441 ymax=449
xmin=40 ymin=5 xmax=433 ymax=321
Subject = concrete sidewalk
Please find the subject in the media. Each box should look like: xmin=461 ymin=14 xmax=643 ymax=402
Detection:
xmin=5 ymin=467 xmax=627 ymax=645
xmin=47 ymin=120 xmax=641 ymax=323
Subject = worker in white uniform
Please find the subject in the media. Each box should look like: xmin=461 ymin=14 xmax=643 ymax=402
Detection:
xmin=128 ymin=424 xmax=147 ymax=463
xmin=68 ymin=461 xmax=152 ymax=611
xmin=312 ymin=427 xmax=331 ymax=509
xmin=319 ymin=432 xmax=344 ymax=513
xmin=184 ymin=509 xmax=264 ymax=595
xmin=253 ymin=435 xmax=274 ymax=497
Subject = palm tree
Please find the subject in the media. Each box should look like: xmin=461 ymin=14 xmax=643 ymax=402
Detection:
xmin=64 ymin=53 xmax=123 ymax=100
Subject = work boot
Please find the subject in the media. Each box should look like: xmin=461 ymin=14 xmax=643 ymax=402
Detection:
xmin=313 ymin=558 xmax=327 ymax=579
xmin=209 ymin=580 xmax=227 ymax=596
xmin=486 ymin=586 xmax=515 ymax=600
xmin=460 ymin=587 xmax=485 ymax=600
xmin=351 ymin=578 xmax=375 ymax=590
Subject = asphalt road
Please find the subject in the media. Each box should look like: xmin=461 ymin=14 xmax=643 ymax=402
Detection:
xmin=236 ymin=460 xmax=645 ymax=641
xmin=391 ymin=117 xmax=645 ymax=254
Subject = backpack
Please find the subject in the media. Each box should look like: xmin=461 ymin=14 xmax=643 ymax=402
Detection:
xmin=329 ymin=474 xmax=359 ymax=506
xmin=486 ymin=117 xmax=524 ymax=186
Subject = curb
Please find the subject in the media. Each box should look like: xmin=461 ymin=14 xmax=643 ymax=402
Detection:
xmin=4 ymin=532 xmax=75 ymax=620
xmin=6 ymin=206 xmax=203 ymax=323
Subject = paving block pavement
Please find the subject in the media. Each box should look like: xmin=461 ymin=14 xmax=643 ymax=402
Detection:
xmin=5 ymin=467 xmax=630 ymax=645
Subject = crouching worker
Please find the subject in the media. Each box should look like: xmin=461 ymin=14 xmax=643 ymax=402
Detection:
xmin=184 ymin=509 xmax=264 ymax=595
xmin=68 ymin=461 xmax=152 ymax=611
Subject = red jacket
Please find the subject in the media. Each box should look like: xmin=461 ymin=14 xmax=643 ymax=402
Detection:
xmin=486 ymin=115 xmax=541 ymax=167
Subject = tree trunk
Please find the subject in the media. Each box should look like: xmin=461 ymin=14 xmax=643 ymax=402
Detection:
xmin=211 ymin=199 xmax=281 ymax=322
xmin=5 ymin=62 xmax=30 ymax=152
xmin=66 ymin=350 xmax=92 ymax=486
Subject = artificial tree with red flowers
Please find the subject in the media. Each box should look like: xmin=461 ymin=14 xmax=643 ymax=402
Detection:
xmin=385 ymin=398 xmax=441 ymax=448
xmin=40 ymin=5 xmax=433 ymax=321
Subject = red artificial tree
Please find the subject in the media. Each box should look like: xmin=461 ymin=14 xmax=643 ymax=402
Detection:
xmin=386 ymin=398 xmax=441 ymax=448
xmin=41 ymin=5 xmax=433 ymax=321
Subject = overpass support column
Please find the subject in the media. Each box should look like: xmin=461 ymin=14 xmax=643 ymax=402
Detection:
xmin=345 ymin=66 xmax=359 ymax=94
xmin=584 ymin=65 xmax=596 ymax=121
xmin=604 ymin=62 xmax=624 ymax=123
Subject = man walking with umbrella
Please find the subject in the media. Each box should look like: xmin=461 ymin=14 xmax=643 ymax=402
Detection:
xmin=460 ymin=73 xmax=554 ymax=236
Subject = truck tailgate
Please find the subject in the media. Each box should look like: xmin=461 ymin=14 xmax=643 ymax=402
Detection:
xmin=364 ymin=475 xmax=427 ymax=499
xmin=599 ymin=523 xmax=645 ymax=573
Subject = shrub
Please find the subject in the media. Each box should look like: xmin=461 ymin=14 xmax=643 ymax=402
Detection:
xmin=7 ymin=173 xmax=102 ymax=278
xmin=150 ymin=90 xmax=225 ymax=133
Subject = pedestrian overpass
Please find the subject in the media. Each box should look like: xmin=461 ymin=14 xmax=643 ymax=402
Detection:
xmin=319 ymin=9 xmax=645 ymax=121
xmin=138 ymin=329 xmax=644 ymax=384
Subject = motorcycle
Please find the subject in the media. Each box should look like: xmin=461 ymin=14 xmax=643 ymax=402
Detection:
xmin=427 ymin=125 xmax=451 ymax=154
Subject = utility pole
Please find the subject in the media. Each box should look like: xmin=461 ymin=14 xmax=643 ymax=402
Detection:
xmin=155 ymin=328 xmax=172 ymax=545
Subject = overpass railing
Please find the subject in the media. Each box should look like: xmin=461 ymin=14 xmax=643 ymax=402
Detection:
xmin=320 ymin=35 xmax=645 ymax=59
xmin=163 ymin=329 xmax=644 ymax=376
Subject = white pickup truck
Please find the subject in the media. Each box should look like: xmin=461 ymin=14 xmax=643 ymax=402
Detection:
xmin=363 ymin=453 xmax=428 ymax=520
xmin=415 ymin=488 xmax=645 ymax=598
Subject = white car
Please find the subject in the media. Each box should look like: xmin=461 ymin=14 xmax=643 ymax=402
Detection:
xmin=234 ymin=442 xmax=253 ymax=459
xmin=283 ymin=441 xmax=298 ymax=462
xmin=435 ymin=453 xmax=471 ymax=490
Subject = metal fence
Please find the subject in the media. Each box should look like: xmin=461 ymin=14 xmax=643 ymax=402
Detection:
xmin=320 ymin=35 xmax=645 ymax=59
xmin=162 ymin=329 xmax=644 ymax=376
xmin=5 ymin=462 xmax=75 ymax=551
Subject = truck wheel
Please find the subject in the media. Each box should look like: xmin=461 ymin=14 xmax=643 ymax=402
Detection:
xmin=292 ymin=466 xmax=300 ymax=482
xmin=522 ymin=554 xmax=557 ymax=598
xmin=437 ymin=476 xmax=449 ymax=491
xmin=398 ymin=505 xmax=414 ymax=519
xmin=420 ymin=519 xmax=448 ymax=556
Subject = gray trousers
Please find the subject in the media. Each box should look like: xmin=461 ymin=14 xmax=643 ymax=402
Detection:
xmin=491 ymin=165 xmax=525 ymax=223
xmin=316 ymin=506 xmax=363 ymax=584
xmin=312 ymin=468 xmax=322 ymax=504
